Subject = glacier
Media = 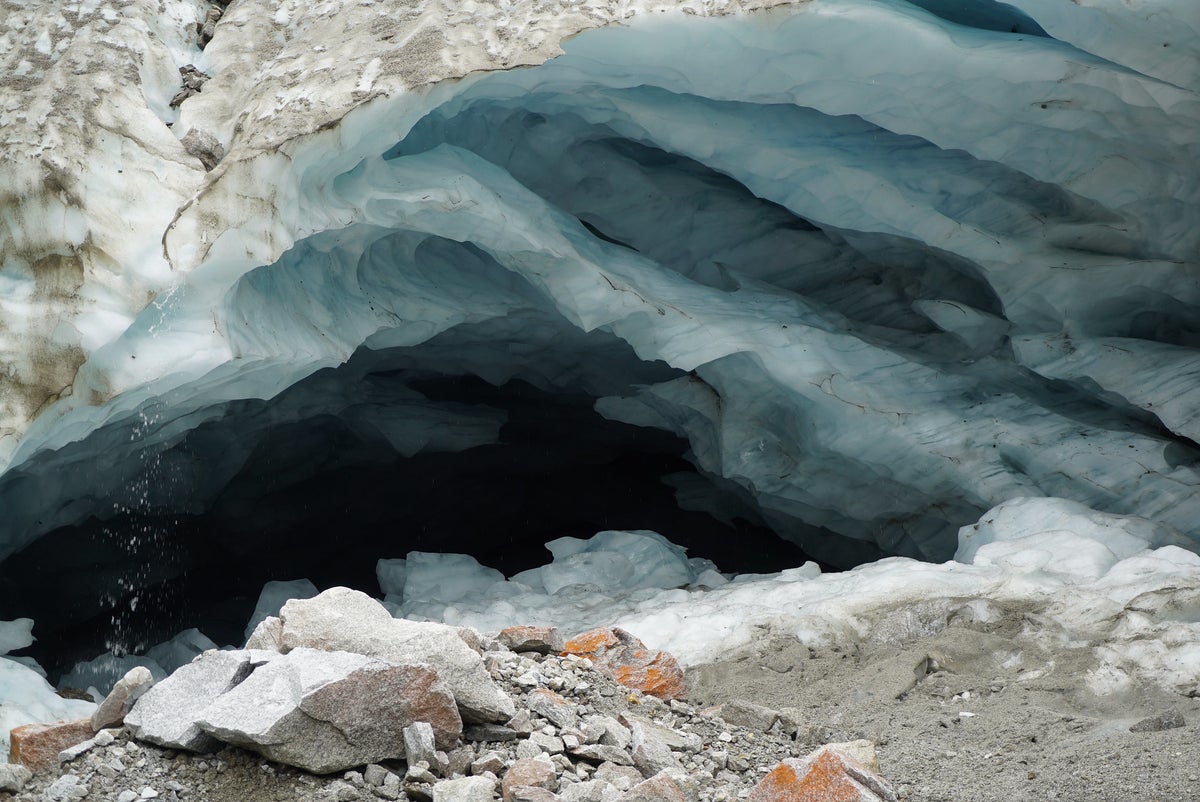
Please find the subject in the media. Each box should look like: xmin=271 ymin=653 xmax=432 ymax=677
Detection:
xmin=1 ymin=0 xmax=1200 ymax=734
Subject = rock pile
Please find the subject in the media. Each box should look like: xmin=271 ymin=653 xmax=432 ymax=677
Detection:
xmin=4 ymin=589 xmax=897 ymax=801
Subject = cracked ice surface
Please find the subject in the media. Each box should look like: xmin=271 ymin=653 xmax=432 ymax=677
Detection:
xmin=1 ymin=0 xmax=1199 ymax=569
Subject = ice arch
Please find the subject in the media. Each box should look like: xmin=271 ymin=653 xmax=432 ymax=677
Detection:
xmin=1 ymin=0 xmax=1199 ymax=667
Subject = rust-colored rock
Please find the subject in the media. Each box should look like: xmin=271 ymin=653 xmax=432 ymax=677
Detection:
xmin=499 ymin=626 xmax=564 ymax=654
xmin=747 ymin=746 xmax=897 ymax=802
xmin=501 ymin=758 xmax=558 ymax=802
xmin=561 ymin=627 xmax=686 ymax=701
xmin=8 ymin=719 xmax=94 ymax=773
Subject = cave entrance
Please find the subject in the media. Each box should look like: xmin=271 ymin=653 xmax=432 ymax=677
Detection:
xmin=0 ymin=327 xmax=811 ymax=681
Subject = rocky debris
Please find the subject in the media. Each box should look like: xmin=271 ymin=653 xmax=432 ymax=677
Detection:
xmin=748 ymin=744 xmax=897 ymax=802
xmin=124 ymin=649 xmax=260 ymax=752
xmin=500 ymin=626 xmax=565 ymax=655
xmin=9 ymin=617 xmax=902 ymax=802
xmin=169 ymin=65 xmax=211 ymax=108
xmin=92 ymin=667 xmax=155 ymax=730
xmin=58 ymin=728 xmax=116 ymax=765
xmin=275 ymin=587 xmax=515 ymax=723
xmin=561 ymin=627 xmax=687 ymax=701
xmin=196 ymin=5 xmax=223 ymax=48
xmin=8 ymin=719 xmax=94 ymax=773
xmin=180 ymin=129 xmax=226 ymax=172
xmin=0 ymin=763 xmax=32 ymax=792
xmin=197 ymin=648 xmax=462 ymax=773
xmin=1129 ymin=709 xmax=1185 ymax=733
xmin=42 ymin=773 xmax=87 ymax=802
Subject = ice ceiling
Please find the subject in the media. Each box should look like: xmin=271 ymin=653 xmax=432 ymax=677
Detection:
xmin=1 ymin=0 xmax=1199 ymax=664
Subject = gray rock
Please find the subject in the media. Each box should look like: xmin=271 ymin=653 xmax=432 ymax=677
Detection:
xmin=245 ymin=616 xmax=284 ymax=650
xmin=558 ymin=780 xmax=618 ymax=802
xmin=116 ymin=792 xmax=138 ymax=802
xmin=507 ymin=709 xmax=536 ymax=735
xmin=526 ymin=689 xmax=578 ymax=730
xmin=716 ymin=699 xmax=780 ymax=733
xmin=619 ymin=715 xmax=700 ymax=752
xmin=529 ymin=731 xmax=565 ymax=755
xmin=404 ymin=721 xmax=439 ymax=770
xmin=464 ymin=723 xmax=519 ymax=742
xmin=432 ymin=775 xmax=496 ymax=802
xmin=591 ymin=763 xmax=643 ymax=792
xmin=92 ymin=666 xmax=155 ymax=730
xmin=516 ymin=739 xmax=543 ymax=760
xmin=180 ymin=129 xmax=226 ymax=171
xmin=471 ymin=751 xmax=506 ymax=775
xmin=0 ymin=763 xmax=32 ymax=793
xmin=278 ymin=588 xmax=515 ymax=723
xmin=43 ymin=774 xmax=88 ymax=802
xmin=629 ymin=722 xmax=679 ymax=777
xmin=126 ymin=650 xmax=257 ymax=751
xmin=198 ymin=647 xmax=462 ymax=773
xmin=1130 ymin=709 xmax=1185 ymax=732
xmin=570 ymin=744 xmax=635 ymax=767
xmin=363 ymin=764 xmax=389 ymax=786
xmin=593 ymin=717 xmax=631 ymax=750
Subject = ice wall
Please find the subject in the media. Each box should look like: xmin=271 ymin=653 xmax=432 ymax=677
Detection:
xmin=1 ymin=0 xmax=1198 ymax=574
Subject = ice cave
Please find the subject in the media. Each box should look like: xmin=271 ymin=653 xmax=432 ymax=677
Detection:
xmin=1 ymin=0 xmax=1199 ymax=759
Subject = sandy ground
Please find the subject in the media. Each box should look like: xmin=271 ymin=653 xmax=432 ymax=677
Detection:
xmin=686 ymin=608 xmax=1200 ymax=801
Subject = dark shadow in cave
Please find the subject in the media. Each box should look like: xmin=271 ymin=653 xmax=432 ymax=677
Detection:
xmin=0 ymin=375 xmax=816 ymax=681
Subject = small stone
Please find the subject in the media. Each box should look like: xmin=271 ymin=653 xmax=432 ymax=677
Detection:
xmin=0 ymin=763 xmax=32 ymax=793
xmin=629 ymin=722 xmax=678 ymax=777
xmin=499 ymin=627 xmax=565 ymax=655
xmin=472 ymin=751 xmax=507 ymax=776
xmin=508 ymin=788 xmax=561 ymax=802
xmin=364 ymin=764 xmax=389 ymax=786
xmin=529 ymin=731 xmax=565 ymax=755
xmin=622 ymin=772 xmax=689 ymax=802
xmin=92 ymin=666 xmax=156 ymax=730
xmin=43 ymin=774 xmax=87 ymax=802
xmin=140 ymin=788 xmax=160 ymax=799
xmin=591 ymin=763 xmax=643 ymax=791
xmin=570 ymin=744 xmax=634 ymax=767
xmin=516 ymin=740 xmax=543 ymax=760
xmin=117 ymin=792 xmax=139 ymax=802
xmin=465 ymin=724 xmax=520 ymax=742
xmin=405 ymin=721 xmax=440 ymax=770
xmin=433 ymin=775 xmax=497 ymax=802
xmin=508 ymin=710 xmax=536 ymax=735
xmin=558 ymin=780 xmax=614 ymax=802
xmin=717 ymin=700 xmax=780 ymax=733
xmin=408 ymin=761 xmax=440 ymax=785
xmin=1129 ymin=709 xmax=1185 ymax=733
xmin=501 ymin=758 xmax=558 ymax=802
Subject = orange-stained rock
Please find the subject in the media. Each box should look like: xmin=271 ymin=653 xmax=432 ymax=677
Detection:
xmin=747 ymin=747 xmax=897 ymax=802
xmin=9 ymin=719 xmax=95 ymax=773
xmin=561 ymin=627 xmax=686 ymax=701
xmin=499 ymin=626 xmax=564 ymax=654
